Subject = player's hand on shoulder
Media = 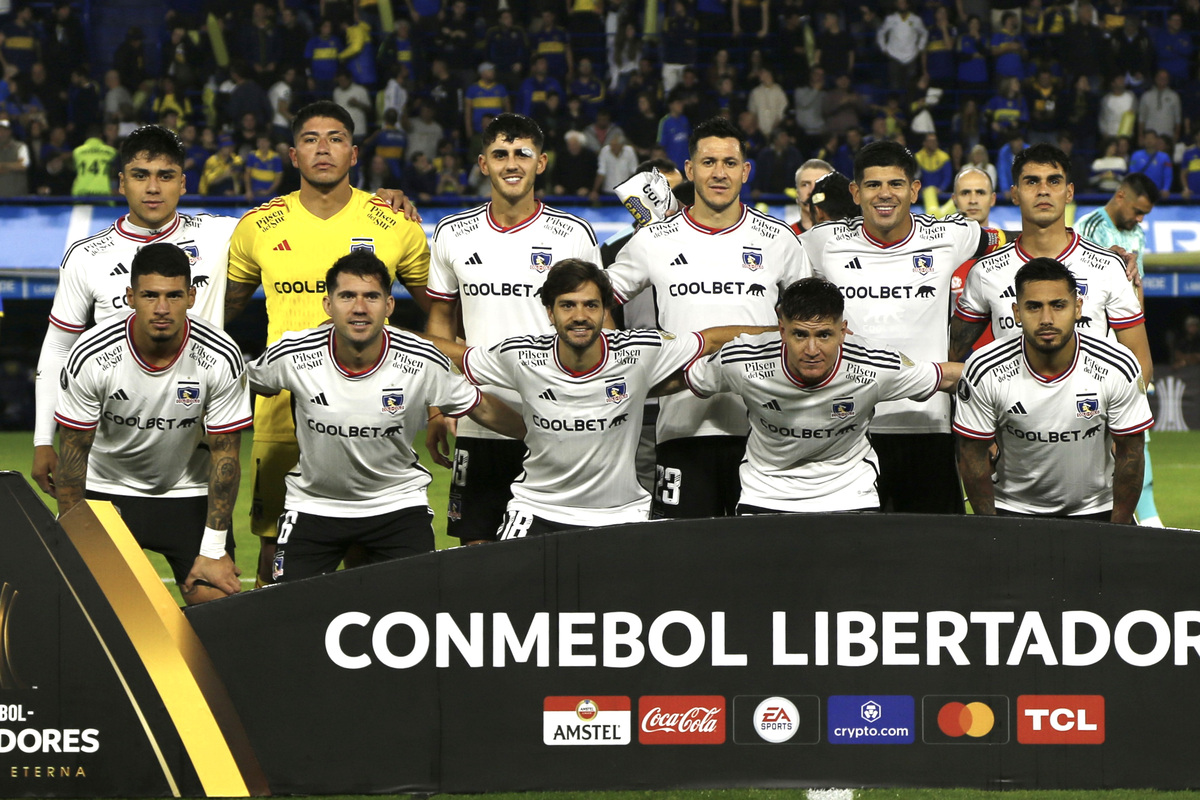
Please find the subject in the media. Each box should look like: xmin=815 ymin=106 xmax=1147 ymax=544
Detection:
xmin=182 ymin=553 xmax=242 ymax=601
xmin=375 ymin=187 xmax=423 ymax=223
xmin=1108 ymin=245 xmax=1139 ymax=284
xmin=32 ymin=445 xmax=58 ymax=497
xmin=426 ymin=412 xmax=457 ymax=468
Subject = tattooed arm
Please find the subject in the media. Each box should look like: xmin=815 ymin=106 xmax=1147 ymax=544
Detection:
xmin=956 ymin=434 xmax=996 ymax=516
xmin=948 ymin=316 xmax=989 ymax=362
xmin=224 ymin=279 xmax=259 ymax=323
xmin=1110 ymin=432 xmax=1145 ymax=525
xmin=54 ymin=426 xmax=96 ymax=517
xmin=181 ymin=432 xmax=242 ymax=601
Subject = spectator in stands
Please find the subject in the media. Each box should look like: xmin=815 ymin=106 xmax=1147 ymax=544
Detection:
xmin=1129 ymin=132 xmax=1173 ymax=198
xmin=609 ymin=22 xmax=642 ymax=95
xmin=984 ymin=77 xmax=1028 ymax=146
xmin=1109 ymin=13 xmax=1153 ymax=88
xmin=822 ymin=74 xmax=866 ymax=138
xmin=1154 ymin=12 xmax=1193 ymax=84
xmin=332 ymin=69 xmax=371 ymax=142
xmin=583 ymin=108 xmax=622 ymax=152
xmin=465 ymin=62 xmax=510 ymax=140
xmin=102 ymin=70 xmax=133 ymax=124
xmin=228 ymin=61 xmax=273 ymax=132
xmin=916 ymin=133 xmax=953 ymax=196
xmin=748 ymin=67 xmax=787 ymax=137
xmin=406 ymin=102 xmax=444 ymax=166
xmin=732 ymin=0 xmax=771 ymax=40
xmin=30 ymin=63 xmax=66 ymax=130
xmin=44 ymin=1 xmax=87 ymax=89
xmin=277 ymin=8 xmax=309 ymax=75
xmin=485 ymin=11 xmax=529 ymax=86
xmin=233 ymin=112 xmax=263 ymax=156
xmin=990 ymin=12 xmax=1027 ymax=83
xmin=425 ymin=59 xmax=463 ymax=144
xmin=752 ymin=127 xmax=803 ymax=198
xmin=306 ymin=18 xmax=343 ymax=96
xmin=1181 ymin=131 xmax=1200 ymax=198
xmin=151 ymin=77 xmax=191 ymax=126
xmin=626 ymin=92 xmax=661 ymax=157
xmin=1098 ymin=75 xmax=1136 ymax=141
xmin=592 ymin=129 xmax=638 ymax=198
xmin=113 ymin=26 xmax=147 ymax=93
xmin=34 ymin=123 xmax=73 ymax=195
xmin=925 ymin=5 xmax=957 ymax=84
xmin=714 ymin=76 xmax=745 ymax=123
xmin=956 ymin=15 xmax=989 ymax=100
xmin=793 ymin=68 xmax=826 ymax=152
xmin=1089 ymin=137 xmax=1128 ymax=192
xmin=1098 ymin=0 xmax=1131 ymax=31
xmin=339 ymin=11 xmax=378 ymax=89
xmin=183 ymin=125 xmax=212 ymax=195
xmin=661 ymin=0 xmax=699 ymax=94
xmin=876 ymin=0 xmax=928 ymax=91
xmin=518 ymin=56 xmax=563 ymax=118
xmin=199 ymin=134 xmax=242 ymax=196
xmin=244 ymin=132 xmax=283 ymax=201
xmin=965 ymin=143 xmax=998 ymax=189
xmin=1138 ymin=70 xmax=1182 ymax=146
xmin=1062 ymin=4 xmax=1108 ymax=92
xmin=0 ymin=119 xmax=30 ymax=197
xmin=737 ymin=108 xmax=767 ymax=155
xmin=71 ymin=124 xmax=116 ymax=196
xmin=659 ymin=96 xmax=691 ymax=171
xmin=268 ymin=67 xmax=298 ymax=142
xmin=435 ymin=151 xmax=466 ymax=194
xmin=243 ymin=2 xmax=283 ymax=85
xmin=1 ymin=6 xmax=41 ymax=78
xmin=951 ymin=98 xmax=984 ymax=153
xmin=832 ymin=127 xmax=863 ymax=176
xmin=996 ymin=132 xmax=1025 ymax=199
xmin=404 ymin=150 xmax=439 ymax=200
xmin=1062 ymin=74 xmax=1100 ymax=153
xmin=365 ymin=107 xmax=408 ymax=178
xmin=67 ymin=68 xmax=103 ymax=141
xmin=1025 ymin=68 xmax=1060 ymax=146
xmin=163 ymin=23 xmax=204 ymax=92
xmin=436 ymin=0 xmax=476 ymax=75
xmin=815 ymin=14 xmax=854 ymax=80
xmin=533 ymin=10 xmax=574 ymax=83
xmin=553 ymin=130 xmax=596 ymax=195
xmin=380 ymin=18 xmax=418 ymax=84
xmin=570 ymin=58 xmax=606 ymax=121
xmin=775 ymin=10 xmax=816 ymax=90
xmin=1170 ymin=315 xmax=1200 ymax=368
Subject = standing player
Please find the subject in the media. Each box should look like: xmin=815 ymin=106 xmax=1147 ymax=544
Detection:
xmin=799 ymin=140 xmax=1002 ymax=513
xmin=225 ymin=100 xmax=431 ymax=585
xmin=685 ymin=278 xmax=962 ymax=514
xmin=791 ymin=159 xmax=835 ymax=235
xmin=247 ymin=252 xmax=524 ymax=581
xmin=32 ymin=125 xmax=238 ymax=498
xmin=607 ymin=116 xmax=811 ymax=519
xmin=955 ymin=258 xmax=1152 ymax=522
xmin=54 ymin=244 xmax=252 ymax=603
xmin=1074 ymin=172 xmax=1163 ymax=527
xmin=424 ymin=113 xmax=600 ymax=545
xmin=949 ymin=145 xmax=1152 ymax=385
xmin=429 ymin=259 xmax=768 ymax=537
xmin=948 ymin=166 xmax=1011 ymax=350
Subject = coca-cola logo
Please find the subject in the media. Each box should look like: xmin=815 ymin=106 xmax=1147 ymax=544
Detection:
xmin=637 ymin=696 xmax=726 ymax=744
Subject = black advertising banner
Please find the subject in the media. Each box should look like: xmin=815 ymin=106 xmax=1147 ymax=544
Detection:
xmin=188 ymin=513 xmax=1200 ymax=793
xmin=7 ymin=468 xmax=1200 ymax=795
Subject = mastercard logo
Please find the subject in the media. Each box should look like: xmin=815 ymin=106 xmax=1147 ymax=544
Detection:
xmin=937 ymin=701 xmax=996 ymax=737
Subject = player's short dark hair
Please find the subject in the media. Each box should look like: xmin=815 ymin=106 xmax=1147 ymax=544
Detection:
xmin=778 ymin=278 xmax=845 ymax=323
xmin=540 ymin=259 xmax=614 ymax=310
xmin=1015 ymin=257 xmax=1077 ymax=297
xmin=1011 ymin=143 xmax=1071 ymax=182
xmin=120 ymin=125 xmax=186 ymax=170
xmin=688 ymin=116 xmax=747 ymax=160
xmin=326 ymin=250 xmax=393 ymax=295
xmin=482 ymin=113 xmax=545 ymax=153
xmin=853 ymin=140 xmax=917 ymax=184
xmin=131 ymin=242 xmax=191 ymax=287
xmin=292 ymin=100 xmax=356 ymax=139
xmin=1121 ymin=172 xmax=1161 ymax=205
xmin=808 ymin=171 xmax=858 ymax=221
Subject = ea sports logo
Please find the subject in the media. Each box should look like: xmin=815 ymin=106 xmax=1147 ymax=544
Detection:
xmin=753 ymin=697 xmax=799 ymax=743
xmin=937 ymin=701 xmax=995 ymax=738
xmin=576 ymin=699 xmax=599 ymax=721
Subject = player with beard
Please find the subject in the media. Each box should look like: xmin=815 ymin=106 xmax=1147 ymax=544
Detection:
xmin=425 ymin=259 xmax=771 ymax=538
xmin=607 ymin=116 xmax=811 ymax=519
xmin=225 ymin=100 xmax=431 ymax=585
xmin=955 ymin=258 xmax=1152 ymax=522
xmin=424 ymin=113 xmax=601 ymax=545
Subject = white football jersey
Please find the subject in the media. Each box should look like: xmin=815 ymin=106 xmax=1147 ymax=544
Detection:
xmin=462 ymin=329 xmax=704 ymax=526
xmin=606 ymin=205 xmax=811 ymax=442
xmin=54 ymin=315 xmax=252 ymax=498
xmin=801 ymin=213 xmax=991 ymax=434
xmin=49 ymin=212 xmax=237 ymax=333
xmin=427 ymin=202 xmax=601 ymax=440
xmin=248 ymin=326 xmax=482 ymax=517
xmin=953 ymin=333 xmax=1153 ymax=516
xmin=686 ymin=332 xmax=942 ymax=512
xmin=955 ymin=232 xmax=1144 ymax=339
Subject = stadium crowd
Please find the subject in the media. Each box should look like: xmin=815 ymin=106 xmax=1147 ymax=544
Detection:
xmin=3 ymin=0 xmax=1200 ymax=200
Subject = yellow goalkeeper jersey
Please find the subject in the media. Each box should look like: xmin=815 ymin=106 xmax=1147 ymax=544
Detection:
xmin=228 ymin=188 xmax=430 ymax=441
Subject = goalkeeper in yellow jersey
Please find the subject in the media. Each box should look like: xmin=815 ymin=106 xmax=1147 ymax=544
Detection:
xmin=226 ymin=100 xmax=432 ymax=586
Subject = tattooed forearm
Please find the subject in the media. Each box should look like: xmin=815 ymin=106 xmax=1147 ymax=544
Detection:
xmin=56 ymin=426 xmax=96 ymax=516
xmin=948 ymin=317 xmax=989 ymax=363
xmin=224 ymin=280 xmax=259 ymax=323
xmin=206 ymin=432 xmax=242 ymax=530
xmin=956 ymin=435 xmax=996 ymax=516
xmin=1110 ymin=433 xmax=1145 ymax=524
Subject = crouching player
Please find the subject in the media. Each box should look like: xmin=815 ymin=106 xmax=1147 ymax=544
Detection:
xmin=54 ymin=243 xmax=251 ymax=603
xmin=247 ymin=251 xmax=524 ymax=580
xmin=682 ymin=277 xmax=962 ymax=514
xmin=426 ymin=259 xmax=771 ymax=537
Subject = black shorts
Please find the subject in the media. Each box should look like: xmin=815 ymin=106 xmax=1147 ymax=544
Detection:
xmin=272 ymin=504 xmax=434 ymax=583
xmin=735 ymin=503 xmax=882 ymax=515
xmin=652 ymin=436 xmax=746 ymax=519
xmin=498 ymin=508 xmax=579 ymax=540
xmin=870 ymin=432 xmax=965 ymax=514
xmin=446 ymin=436 xmax=527 ymax=542
xmin=997 ymin=508 xmax=1112 ymax=522
xmin=87 ymin=491 xmax=234 ymax=586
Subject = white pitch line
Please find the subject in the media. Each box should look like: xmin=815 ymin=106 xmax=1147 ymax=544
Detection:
xmin=807 ymin=790 xmax=855 ymax=800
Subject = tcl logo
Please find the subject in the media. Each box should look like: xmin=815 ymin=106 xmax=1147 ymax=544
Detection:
xmin=638 ymin=696 xmax=726 ymax=744
xmin=1017 ymin=695 xmax=1105 ymax=744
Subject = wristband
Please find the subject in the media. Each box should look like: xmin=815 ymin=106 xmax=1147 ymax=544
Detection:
xmin=199 ymin=526 xmax=228 ymax=560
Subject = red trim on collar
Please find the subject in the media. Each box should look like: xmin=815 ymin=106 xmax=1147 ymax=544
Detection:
xmin=782 ymin=341 xmax=842 ymax=390
xmin=554 ymin=332 xmax=608 ymax=378
xmin=329 ymin=327 xmax=389 ymax=378
xmin=486 ymin=201 xmax=544 ymax=233
xmin=861 ymin=216 xmax=916 ymax=249
xmin=126 ymin=314 xmax=188 ymax=373
xmin=681 ymin=205 xmax=748 ymax=235
xmin=1023 ymin=334 xmax=1080 ymax=384
xmin=115 ymin=214 xmax=182 ymax=243
xmin=1015 ymin=231 xmax=1081 ymax=263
